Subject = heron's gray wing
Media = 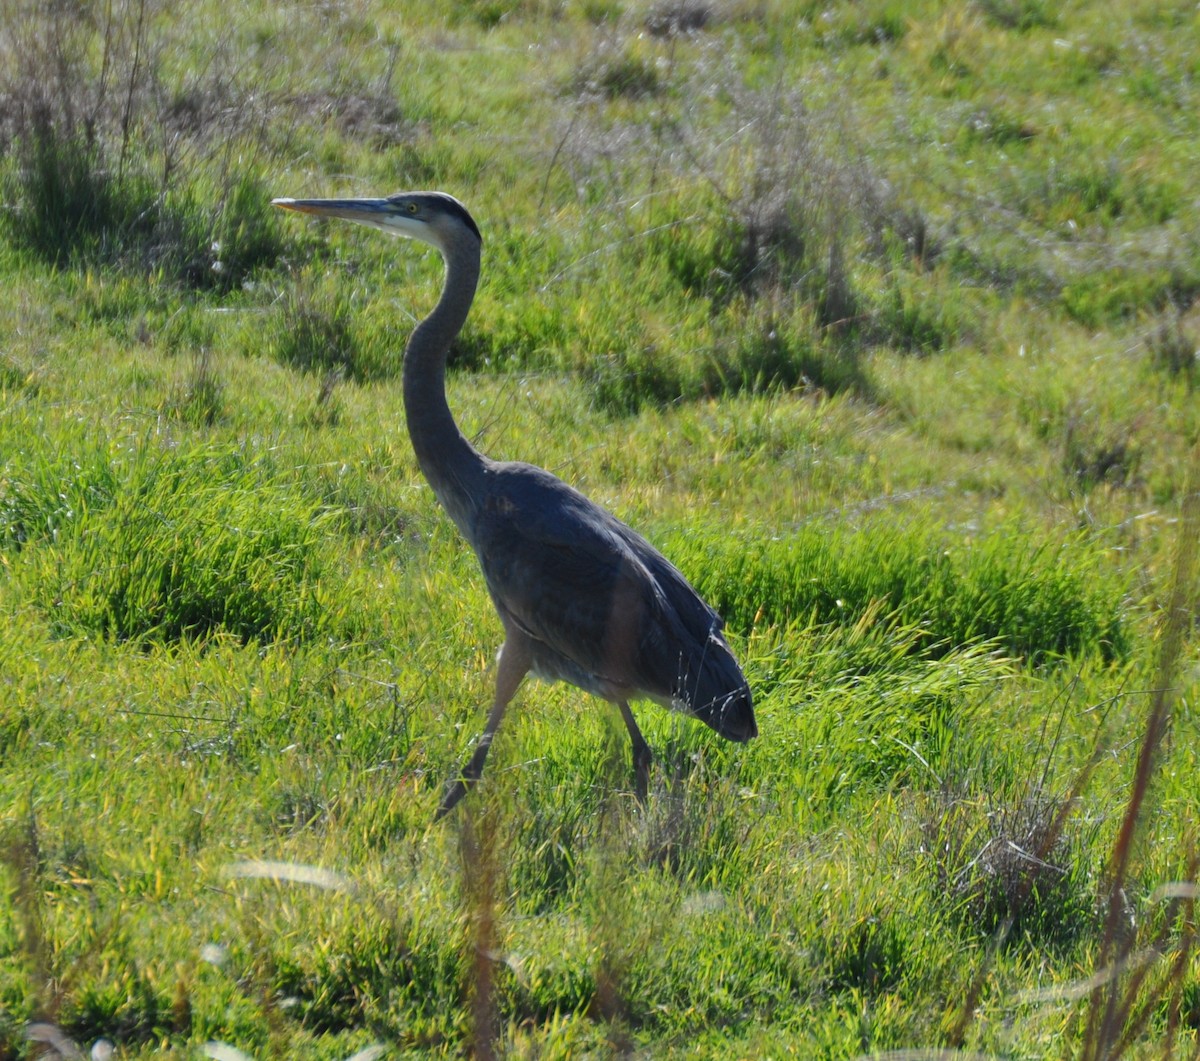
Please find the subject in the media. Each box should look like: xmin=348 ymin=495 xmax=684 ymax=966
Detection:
xmin=472 ymin=466 xmax=678 ymax=695
xmin=617 ymin=522 xmax=724 ymax=634
xmin=617 ymin=527 xmax=753 ymax=737
xmin=473 ymin=463 xmax=754 ymax=737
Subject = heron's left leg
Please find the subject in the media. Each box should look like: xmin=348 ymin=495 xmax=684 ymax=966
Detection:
xmin=436 ymin=636 xmax=531 ymax=821
xmin=617 ymin=700 xmax=652 ymax=801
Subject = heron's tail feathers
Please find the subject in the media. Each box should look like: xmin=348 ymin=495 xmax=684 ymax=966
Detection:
xmin=679 ymin=631 xmax=756 ymax=742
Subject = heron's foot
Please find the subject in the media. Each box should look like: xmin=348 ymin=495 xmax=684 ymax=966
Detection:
xmin=435 ymin=776 xmax=470 ymax=821
xmin=435 ymin=761 xmax=483 ymax=821
xmin=434 ymin=743 xmax=491 ymax=821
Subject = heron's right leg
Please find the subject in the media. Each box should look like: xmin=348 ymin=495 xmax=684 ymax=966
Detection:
xmin=617 ymin=700 xmax=652 ymax=801
xmin=436 ymin=637 xmax=531 ymax=821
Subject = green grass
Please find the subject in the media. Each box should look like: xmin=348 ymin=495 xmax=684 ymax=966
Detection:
xmin=22 ymin=440 xmax=342 ymax=645
xmin=665 ymin=518 xmax=1129 ymax=662
xmin=2 ymin=0 xmax=1200 ymax=1057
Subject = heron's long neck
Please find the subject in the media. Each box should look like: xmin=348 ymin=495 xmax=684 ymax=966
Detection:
xmin=403 ymin=238 xmax=488 ymax=538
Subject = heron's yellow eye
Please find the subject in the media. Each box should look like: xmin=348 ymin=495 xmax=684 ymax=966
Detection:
xmin=407 ymin=203 xmax=418 ymax=214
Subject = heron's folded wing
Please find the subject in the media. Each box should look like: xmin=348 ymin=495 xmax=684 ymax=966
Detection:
xmin=472 ymin=469 xmax=669 ymax=688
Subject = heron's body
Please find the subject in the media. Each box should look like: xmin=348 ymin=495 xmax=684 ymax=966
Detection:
xmin=273 ymin=191 xmax=755 ymax=816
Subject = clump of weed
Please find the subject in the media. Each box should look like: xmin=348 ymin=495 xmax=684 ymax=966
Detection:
xmin=160 ymin=304 xmax=218 ymax=356
xmin=2 ymin=113 xmax=284 ymax=289
xmin=0 ymin=432 xmax=122 ymax=552
xmin=940 ymin=453 xmax=1200 ymax=1054
xmin=0 ymin=1 xmax=285 ymax=288
xmin=194 ymin=172 xmax=288 ymax=292
xmin=644 ymin=78 xmax=883 ymax=317
xmin=557 ymin=41 xmax=860 ymax=304
xmin=0 ymin=807 xmax=184 ymax=1051
xmin=1060 ymin=267 xmax=1193 ymax=328
xmin=1075 ymin=472 xmax=1200 ymax=1060
xmin=664 ymin=520 xmax=1128 ymax=663
xmin=283 ymin=85 xmax=418 ymax=150
xmin=975 ymin=0 xmax=1058 ymax=31
xmin=263 ymin=283 xmax=361 ymax=379
xmin=557 ymin=36 xmax=942 ymax=407
xmin=721 ymin=315 xmax=868 ymax=398
xmin=1062 ymin=416 xmax=1141 ymax=491
xmin=304 ymin=367 xmax=346 ymax=428
xmin=608 ymin=884 xmax=806 ymax=1034
xmin=1 ymin=813 xmax=52 ymax=1033
xmin=1145 ymin=306 xmax=1198 ymax=387
xmin=458 ymin=1 xmax=549 ymax=29
xmin=265 ymin=275 xmax=402 ymax=381
xmin=29 ymin=442 xmax=338 ymax=645
xmin=872 ymin=268 xmax=970 ymax=353
xmin=1044 ymin=161 xmax=1136 ymax=226
xmin=820 ymin=4 xmax=909 ymax=46
xmin=926 ymin=784 xmax=1098 ymax=949
xmin=960 ymin=105 xmax=1039 ymax=146
xmin=913 ymin=8 xmax=986 ymax=81
xmin=766 ymin=614 xmax=1008 ymax=800
xmin=821 ymin=911 xmax=908 ymax=995
xmin=637 ymin=764 xmax=755 ymax=886
xmin=266 ymin=769 xmax=332 ymax=836
xmin=584 ymin=308 xmax=869 ymax=415
xmin=570 ymin=35 xmax=663 ymax=100
xmin=496 ymin=722 xmax=620 ymax=912
xmin=452 ymin=253 xmax=574 ymax=372
xmin=303 ymin=459 xmax=417 ymax=548
xmin=0 ymin=354 xmax=36 ymax=394
xmin=644 ymin=1 xmax=714 ymax=37
xmin=3 ymin=128 xmax=158 ymax=269
xmin=0 ymin=0 xmax=136 ymax=259
xmin=166 ymin=348 xmax=225 ymax=427
xmin=229 ymin=872 xmax=463 ymax=1044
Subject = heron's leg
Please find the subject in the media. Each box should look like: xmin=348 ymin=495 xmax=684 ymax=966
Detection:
xmin=617 ymin=700 xmax=652 ymax=801
xmin=436 ymin=637 xmax=531 ymax=821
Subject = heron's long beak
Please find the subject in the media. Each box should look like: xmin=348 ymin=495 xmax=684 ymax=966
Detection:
xmin=271 ymin=196 xmax=427 ymax=241
xmin=271 ymin=197 xmax=394 ymax=222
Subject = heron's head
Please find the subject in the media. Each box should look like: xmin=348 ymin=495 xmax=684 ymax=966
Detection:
xmin=271 ymin=190 xmax=481 ymax=252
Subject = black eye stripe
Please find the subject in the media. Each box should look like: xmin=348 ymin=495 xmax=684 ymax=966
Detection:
xmin=383 ymin=192 xmax=482 ymax=242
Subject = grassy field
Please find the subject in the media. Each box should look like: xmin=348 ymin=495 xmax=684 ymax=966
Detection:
xmin=1 ymin=0 xmax=1199 ymax=1056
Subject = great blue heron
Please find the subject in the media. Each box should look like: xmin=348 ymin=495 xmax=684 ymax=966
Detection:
xmin=272 ymin=191 xmax=756 ymax=818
